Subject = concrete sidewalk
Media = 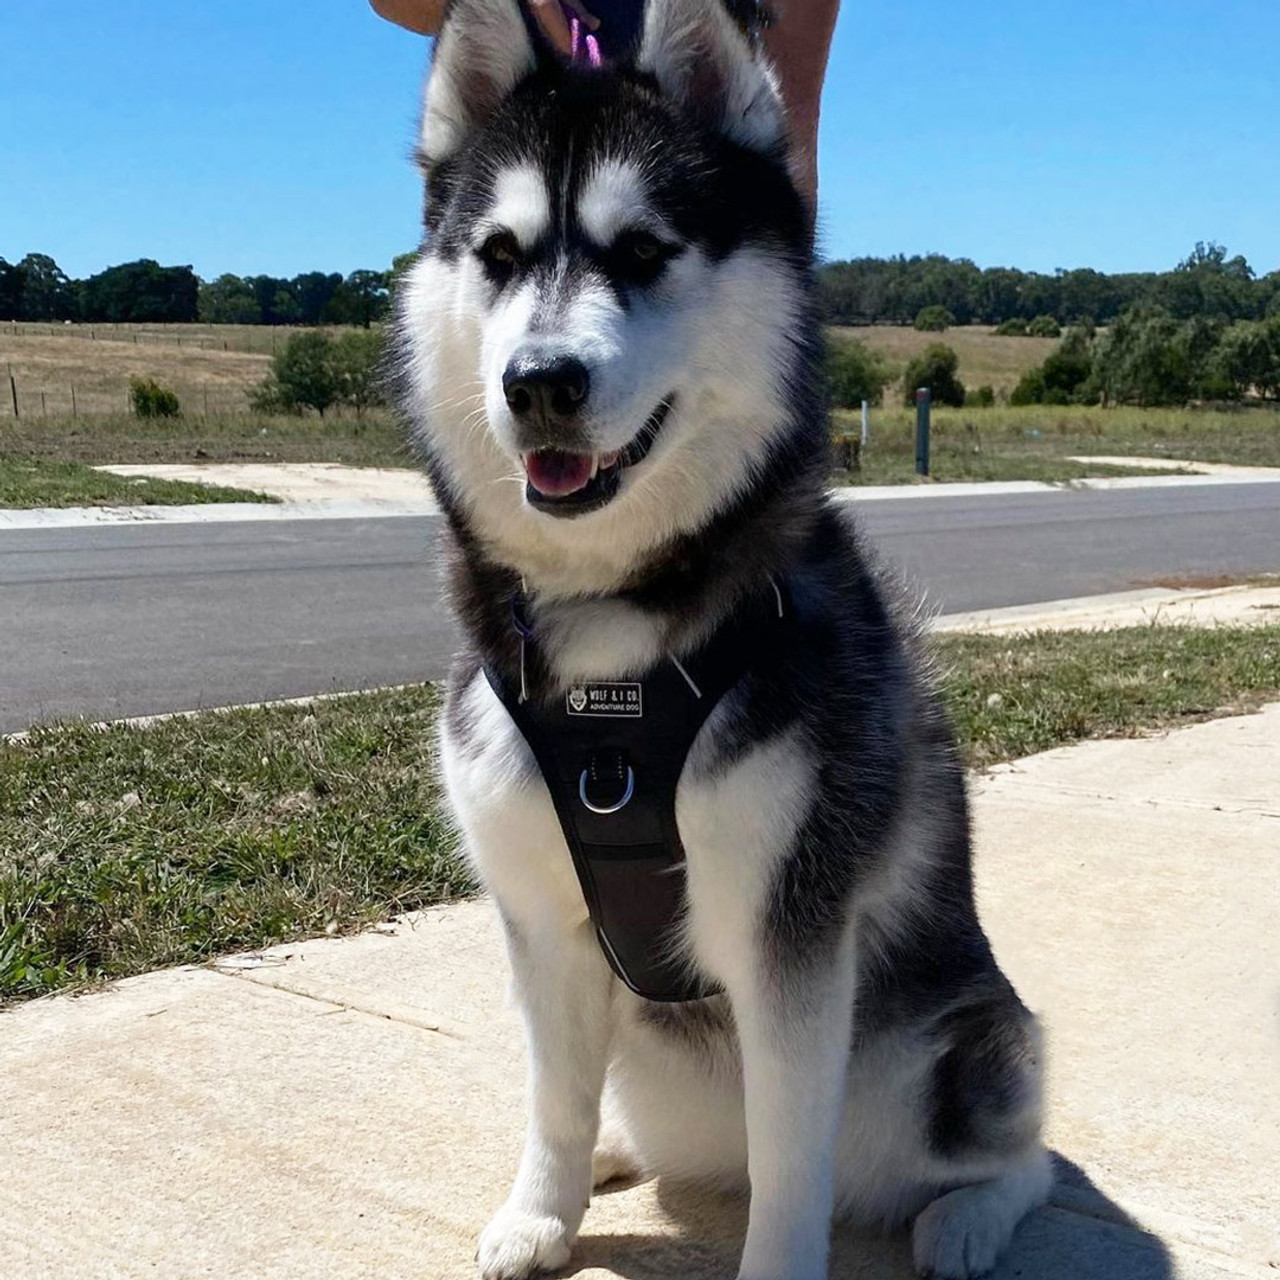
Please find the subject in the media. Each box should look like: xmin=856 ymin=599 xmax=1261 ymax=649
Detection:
xmin=3 ymin=709 xmax=1278 ymax=1280
xmin=934 ymin=582 xmax=1280 ymax=633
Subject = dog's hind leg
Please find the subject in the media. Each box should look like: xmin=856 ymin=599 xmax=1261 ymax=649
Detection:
xmin=910 ymin=992 xmax=1051 ymax=1278
xmin=591 ymin=1122 xmax=644 ymax=1189
xmin=477 ymin=915 xmax=615 ymax=1280
xmin=911 ymin=1150 xmax=1052 ymax=1279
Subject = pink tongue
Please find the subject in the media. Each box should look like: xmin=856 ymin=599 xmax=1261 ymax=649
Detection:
xmin=524 ymin=450 xmax=594 ymax=498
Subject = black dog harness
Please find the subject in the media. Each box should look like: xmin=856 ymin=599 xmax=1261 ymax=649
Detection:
xmin=484 ymin=582 xmax=790 ymax=1003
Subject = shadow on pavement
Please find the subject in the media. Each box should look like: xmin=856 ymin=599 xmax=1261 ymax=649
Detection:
xmin=566 ymin=1152 xmax=1173 ymax=1280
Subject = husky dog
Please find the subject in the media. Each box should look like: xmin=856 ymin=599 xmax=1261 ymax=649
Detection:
xmin=396 ymin=1 xmax=1051 ymax=1276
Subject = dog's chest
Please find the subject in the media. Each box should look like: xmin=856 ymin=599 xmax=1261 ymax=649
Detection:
xmin=442 ymin=668 xmax=810 ymax=976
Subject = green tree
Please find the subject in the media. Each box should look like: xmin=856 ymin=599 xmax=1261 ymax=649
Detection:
xmin=327 ymin=269 xmax=390 ymax=327
xmin=255 ymin=331 xmax=339 ymax=416
xmin=386 ymin=251 xmax=417 ymax=309
xmin=1092 ymin=307 xmax=1193 ymax=406
xmin=331 ymin=329 xmax=386 ymax=414
xmin=198 ymin=274 xmax=262 ymax=324
xmin=975 ymin=268 xmax=1024 ymax=325
xmin=0 ymin=258 xmax=23 ymax=321
xmin=1175 ymin=315 xmax=1227 ymax=396
xmin=81 ymin=259 xmax=198 ymax=323
xmin=1213 ymin=319 xmax=1280 ymax=400
xmin=902 ymin=343 xmax=965 ymax=407
xmin=1026 ymin=314 xmax=1062 ymax=338
xmin=1009 ymin=367 xmax=1046 ymax=405
xmin=825 ymin=337 xmax=893 ymax=408
xmin=129 ymin=377 xmax=182 ymax=418
xmin=17 ymin=253 xmax=78 ymax=321
xmin=914 ymin=305 xmax=954 ymax=332
xmin=290 ymin=272 xmax=343 ymax=325
xmin=1012 ymin=327 xmax=1096 ymax=404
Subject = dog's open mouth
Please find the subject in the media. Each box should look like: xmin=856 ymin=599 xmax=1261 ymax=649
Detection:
xmin=522 ymin=398 xmax=673 ymax=517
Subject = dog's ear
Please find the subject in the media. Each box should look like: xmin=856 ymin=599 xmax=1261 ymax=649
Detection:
xmin=636 ymin=0 xmax=783 ymax=151
xmin=420 ymin=0 xmax=536 ymax=166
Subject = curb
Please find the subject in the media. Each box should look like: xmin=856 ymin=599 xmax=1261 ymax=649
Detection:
xmin=0 ymin=499 xmax=438 ymax=530
xmin=4 ymin=467 xmax=1280 ymax=529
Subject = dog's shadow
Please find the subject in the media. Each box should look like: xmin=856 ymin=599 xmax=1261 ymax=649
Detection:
xmin=561 ymin=1153 xmax=1174 ymax=1279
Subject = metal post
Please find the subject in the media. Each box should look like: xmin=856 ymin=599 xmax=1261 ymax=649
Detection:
xmin=9 ymin=374 xmax=17 ymax=418
xmin=71 ymin=384 xmax=77 ymax=418
xmin=915 ymin=386 xmax=931 ymax=476
xmin=860 ymin=400 xmax=870 ymax=449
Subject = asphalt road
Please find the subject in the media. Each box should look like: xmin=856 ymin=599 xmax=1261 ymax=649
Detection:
xmin=2 ymin=482 xmax=1277 ymax=733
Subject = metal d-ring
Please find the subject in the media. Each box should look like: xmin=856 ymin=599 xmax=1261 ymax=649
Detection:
xmin=579 ymin=765 xmax=635 ymax=815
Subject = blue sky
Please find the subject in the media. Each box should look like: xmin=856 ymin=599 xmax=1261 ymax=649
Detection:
xmin=2 ymin=0 xmax=1277 ymax=280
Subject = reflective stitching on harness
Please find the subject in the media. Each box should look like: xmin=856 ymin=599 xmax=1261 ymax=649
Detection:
xmin=669 ymin=654 xmax=702 ymax=700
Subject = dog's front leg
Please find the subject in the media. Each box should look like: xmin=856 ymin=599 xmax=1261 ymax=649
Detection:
xmin=478 ymin=915 xmax=613 ymax=1280
xmin=728 ymin=929 xmax=856 ymax=1280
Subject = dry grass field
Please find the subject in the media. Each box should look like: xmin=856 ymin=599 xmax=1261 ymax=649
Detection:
xmin=3 ymin=319 xmax=332 ymax=355
xmin=0 ymin=321 xmax=377 ymax=418
xmin=2 ymin=322 xmax=1277 ymax=487
xmin=832 ymin=324 xmax=1059 ymax=395
xmin=1 ymin=327 xmax=273 ymax=418
xmin=3 ymin=321 xmax=1051 ymax=421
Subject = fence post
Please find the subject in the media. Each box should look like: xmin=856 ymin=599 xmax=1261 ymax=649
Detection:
xmin=71 ymin=384 xmax=77 ymax=418
xmin=915 ymin=386 xmax=931 ymax=477
xmin=8 ymin=373 xmax=17 ymax=418
xmin=860 ymin=400 xmax=870 ymax=449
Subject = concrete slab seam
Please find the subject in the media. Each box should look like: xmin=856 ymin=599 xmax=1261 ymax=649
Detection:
xmin=210 ymin=961 xmax=466 ymax=1041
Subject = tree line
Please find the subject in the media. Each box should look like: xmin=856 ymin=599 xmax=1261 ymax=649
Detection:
xmin=827 ymin=309 xmax=1280 ymax=413
xmin=0 ymin=252 xmax=412 ymax=327
xmin=8 ymin=241 xmax=1279 ymax=333
xmin=817 ymin=243 xmax=1280 ymax=328
xmin=1009 ymin=310 xmax=1280 ymax=406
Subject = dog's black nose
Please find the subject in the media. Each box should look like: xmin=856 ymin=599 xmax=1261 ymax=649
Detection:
xmin=502 ymin=355 xmax=590 ymax=424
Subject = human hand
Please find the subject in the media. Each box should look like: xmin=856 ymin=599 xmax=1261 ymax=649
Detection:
xmin=525 ymin=0 xmax=601 ymax=57
xmin=370 ymin=0 xmax=599 ymax=50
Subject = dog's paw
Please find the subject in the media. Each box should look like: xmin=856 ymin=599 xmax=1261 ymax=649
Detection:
xmin=477 ymin=1206 xmax=573 ymax=1280
xmin=911 ymin=1185 xmax=1010 ymax=1279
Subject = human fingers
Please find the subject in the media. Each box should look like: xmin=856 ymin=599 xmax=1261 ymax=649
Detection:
xmin=558 ymin=0 xmax=601 ymax=32
xmin=526 ymin=0 xmax=574 ymax=54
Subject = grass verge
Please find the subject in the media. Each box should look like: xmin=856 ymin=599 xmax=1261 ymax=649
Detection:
xmin=1 ymin=411 xmax=412 ymax=469
xmin=0 ymin=457 xmax=276 ymax=508
xmin=833 ymin=402 xmax=1280 ymax=484
xmin=941 ymin=624 xmax=1280 ymax=771
xmin=832 ymin=450 xmax=1165 ymax=486
xmin=2 ymin=625 xmax=1277 ymax=1004
xmin=1 ymin=687 xmax=465 ymax=1003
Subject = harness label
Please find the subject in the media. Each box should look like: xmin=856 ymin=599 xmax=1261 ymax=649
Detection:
xmin=566 ymin=682 xmax=643 ymax=718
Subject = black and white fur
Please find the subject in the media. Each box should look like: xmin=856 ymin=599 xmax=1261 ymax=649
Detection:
xmin=396 ymin=2 xmax=1051 ymax=1276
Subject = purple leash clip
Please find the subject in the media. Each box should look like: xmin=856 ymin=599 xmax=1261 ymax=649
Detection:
xmin=566 ymin=5 xmax=603 ymax=66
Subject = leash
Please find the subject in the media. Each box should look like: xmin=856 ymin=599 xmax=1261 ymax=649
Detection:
xmin=485 ymin=578 xmax=793 ymax=1002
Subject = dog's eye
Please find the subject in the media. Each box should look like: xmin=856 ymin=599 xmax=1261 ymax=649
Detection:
xmin=607 ymin=231 xmax=678 ymax=285
xmin=623 ymin=232 xmax=663 ymax=262
xmin=477 ymin=232 xmax=521 ymax=279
